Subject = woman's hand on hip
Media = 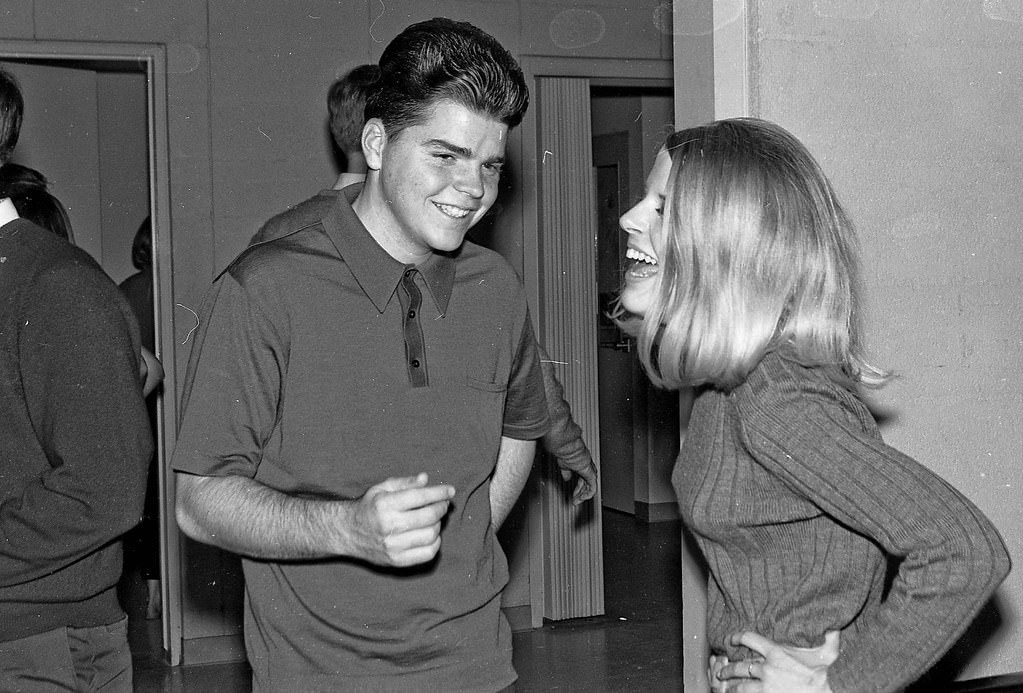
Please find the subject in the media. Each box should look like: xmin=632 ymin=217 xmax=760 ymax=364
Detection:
xmin=712 ymin=630 xmax=839 ymax=693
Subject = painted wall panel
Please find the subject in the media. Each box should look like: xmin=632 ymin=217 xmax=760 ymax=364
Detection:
xmin=363 ymin=0 xmax=523 ymax=59
xmin=521 ymin=1 xmax=670 ymax=58
xmin=206 ymin=1 xmax=376 ymax=269
xmin=32 ymin=0 xmax=208 ymax=44
xmin=0 ymin=1 xmax=34 ymax=37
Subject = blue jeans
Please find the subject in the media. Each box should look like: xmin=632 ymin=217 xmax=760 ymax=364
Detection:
xmin=0 ymin=617 xmax=132 ymax=692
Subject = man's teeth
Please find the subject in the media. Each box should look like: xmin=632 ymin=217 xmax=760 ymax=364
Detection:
xmin=435 ymin=203 xmax=471 ymax=219
xmin=626 ymin=248 xmax=657 ymax=265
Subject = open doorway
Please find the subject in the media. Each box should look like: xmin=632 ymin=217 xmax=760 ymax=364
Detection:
xmin=591 ymin=85 xmax=680 ymax=522
xmin=0 ymin=42 xmax=178 ymax=664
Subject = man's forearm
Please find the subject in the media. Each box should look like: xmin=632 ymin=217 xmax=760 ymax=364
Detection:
xmin=489 ymin=436 xmax=536 ymax=529
xmin=175 ymin=471 xmax=456 ymax=567
xmin=175 ymin=474 xmax=353 ymax=560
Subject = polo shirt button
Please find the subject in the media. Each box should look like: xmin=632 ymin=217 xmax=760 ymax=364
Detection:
xmin=411 ymin=359 xmax=420 ymax=368
xmin=408 ymin=310 xmax=416 ymax=319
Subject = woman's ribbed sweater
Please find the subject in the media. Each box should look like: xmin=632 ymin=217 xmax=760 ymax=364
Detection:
xmin=674 ymin=352 xmax=1010 ymax=693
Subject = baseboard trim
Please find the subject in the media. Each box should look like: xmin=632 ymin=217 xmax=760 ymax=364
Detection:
xmin=181 ymin=633 xmax=246 ymax=665
xmin=635 ymin=500 xmax=680 ymax=523
xmin=503 ymin=605 xmax=532 ymax=633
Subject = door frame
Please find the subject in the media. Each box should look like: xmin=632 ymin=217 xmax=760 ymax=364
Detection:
xmin=0 ymin=40 xmax=179 ymax=665
xmin=516 ymin=55 xmax=673 ymax=627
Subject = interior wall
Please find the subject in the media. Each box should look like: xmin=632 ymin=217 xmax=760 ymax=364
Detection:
xmin=747 ymin=0 xmax=1023 ymax=680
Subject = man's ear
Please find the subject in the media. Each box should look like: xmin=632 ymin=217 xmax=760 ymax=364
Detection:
xmin=361 ymin=118 xmax=386 ymax=171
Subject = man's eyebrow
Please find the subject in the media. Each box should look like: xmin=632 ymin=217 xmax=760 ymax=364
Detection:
xmin=424 ymin=138 xmax=472 ymax=157
xmin=424 ymin=138 xmax=505 ymax=164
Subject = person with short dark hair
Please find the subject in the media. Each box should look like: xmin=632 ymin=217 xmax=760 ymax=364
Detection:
xmin=0 ymin=67 xmax=22 ymax=164
xmin=173 ymin=19 xmax=547 ymax=691
xmin=0 ymin=65 xmax=153 ymax=693
xmin=327 ymin=63 xmax=378 ymax=189
xmin=0 ymin=161 xmax=73 ymax=242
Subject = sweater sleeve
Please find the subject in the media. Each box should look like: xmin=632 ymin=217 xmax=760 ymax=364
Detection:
xmin=0 ymin=257 xmax=153 ymax=587
xmin=737 ymin=367 xmax=1010 ymax=693
xmin=537 ymin=345 xmax=591 ymax=472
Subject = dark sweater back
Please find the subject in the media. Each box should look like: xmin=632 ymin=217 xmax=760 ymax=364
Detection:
xmin=0 ymin=218 xmax=153 ymax=641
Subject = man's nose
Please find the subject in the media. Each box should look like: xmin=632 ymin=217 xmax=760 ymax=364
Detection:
xmin=453 ymin=164 xmax=485 ymax=198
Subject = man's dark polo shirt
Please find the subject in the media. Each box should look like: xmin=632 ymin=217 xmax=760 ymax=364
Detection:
xmin=173 ymin=186 xmax=549 ymax=692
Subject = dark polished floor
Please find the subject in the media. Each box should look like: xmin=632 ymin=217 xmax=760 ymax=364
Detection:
xmin=127 ymin=511 xmax=1023 ymax=692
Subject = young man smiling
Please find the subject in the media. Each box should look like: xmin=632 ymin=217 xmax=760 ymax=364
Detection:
xmin=173 ymin=18 xmax=548 ymax=692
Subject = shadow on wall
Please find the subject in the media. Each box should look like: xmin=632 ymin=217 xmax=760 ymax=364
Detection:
xmin=907 ymin=595 xmax=1007 ymax=691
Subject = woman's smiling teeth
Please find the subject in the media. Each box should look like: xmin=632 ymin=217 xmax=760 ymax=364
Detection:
xmin=626 ymin=247 xmax=657 ymax=265
xmin=435 ymin=202 xmax=472 ymax=219
xmin=626 ymin=247 xmax=659 ymax=279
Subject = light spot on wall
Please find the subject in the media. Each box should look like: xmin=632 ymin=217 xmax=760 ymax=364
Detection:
xmin=983 ymin=0 xmax=1023 ymax=22
xmin=168 ymin=43 xmax=201 ymax=75
xmin=653 ymin=2 xmax=675 ymax=34
xmin=672 ymin=0 xmax=717 ymax=36
xmin=812 ymin=0 xmax=880 ymax=20
xmin=711 ymin=0 xmax=745 ymax=31
xmin=549 ymin=9 xmax=606 ymax=50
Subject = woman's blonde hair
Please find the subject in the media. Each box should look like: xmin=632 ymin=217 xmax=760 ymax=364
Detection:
xmin=625 ymin=118 xmax=887 ymax=391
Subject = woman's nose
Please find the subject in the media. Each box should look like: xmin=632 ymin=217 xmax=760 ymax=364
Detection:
xmin=619 ymin=206 xmax=642 ymax=236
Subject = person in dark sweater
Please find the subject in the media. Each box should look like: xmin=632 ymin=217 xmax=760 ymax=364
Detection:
xmin=0 ymin=166 xmax=164 ymax=399
xmin=615 ymin=118 xmax=1010 ymax=693
xmin=0 ymin=66 xmax=153 ymax=692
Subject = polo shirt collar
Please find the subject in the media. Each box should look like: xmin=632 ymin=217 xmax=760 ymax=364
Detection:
xmin=322 ymin=185 xmax=455 ymax=315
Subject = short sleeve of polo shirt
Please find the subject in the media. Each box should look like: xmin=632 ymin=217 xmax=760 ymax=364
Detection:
xmin=501 ymin=312 xmax=549 ymax=440
xmin=172 ymin=255 xmax=287 ymax=479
